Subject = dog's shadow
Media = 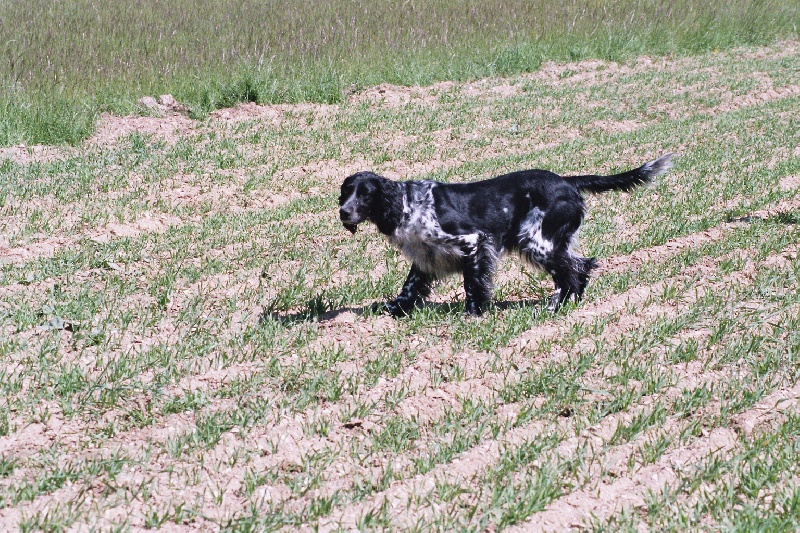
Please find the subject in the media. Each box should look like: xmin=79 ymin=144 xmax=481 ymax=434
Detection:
xmin=261 ymin=298 xmax=547 ymax=325
xmin=727 ymin=210 xmax=799 ymax=225
xmin=260 ymin=304 xmax=374 ymax=325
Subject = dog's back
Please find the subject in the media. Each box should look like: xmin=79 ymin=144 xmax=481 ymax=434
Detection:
xmin=339 ymin=154 xmax=674 ymax=315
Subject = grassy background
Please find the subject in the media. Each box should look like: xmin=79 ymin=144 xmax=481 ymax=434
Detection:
xmin=1 ymin=0 xmax=798 ymax=145
xmin=1 ymin=41 xmax=799 ymax=529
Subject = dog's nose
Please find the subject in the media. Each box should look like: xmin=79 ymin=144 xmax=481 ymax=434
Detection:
xmin=339 ymin=207 xmax=351 ymax=221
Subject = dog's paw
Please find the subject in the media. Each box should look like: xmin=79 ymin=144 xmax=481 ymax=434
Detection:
xmin=464 ymin=300 xmax=486 ymax=316
xmin=370 ymin=301 xmax=389 ymax=314
xmin=547 ymin=290 xmax=580 ymax=312
xmin=373 ymin=300 xmax=411 ymax=318
xmin=546 ymin=291 xmax=561 ymax=312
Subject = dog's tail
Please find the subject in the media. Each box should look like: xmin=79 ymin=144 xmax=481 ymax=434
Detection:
xmin=565 ymin=153 xmax=674 ymax=194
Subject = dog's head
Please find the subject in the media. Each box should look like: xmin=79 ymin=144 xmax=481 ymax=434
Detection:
xmin=339 ymin=171 xmax=393 ymax=234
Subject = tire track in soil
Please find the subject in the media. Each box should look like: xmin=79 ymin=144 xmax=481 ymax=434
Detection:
xmin=1 ymin=193 xmax=795 ymax=471
xmin=308 ymin=245 xmax=796 ymax=530
xmin=0 ymin=210 xmax=788 ymax=528
xmin=1 ymin=199 xmax=794 ymax=530
xmin=510 ymin=378 xmax=800 ymax=532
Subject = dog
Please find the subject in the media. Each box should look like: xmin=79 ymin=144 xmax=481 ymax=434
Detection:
xmin=339 ymin=154 xmax=673 ymax=317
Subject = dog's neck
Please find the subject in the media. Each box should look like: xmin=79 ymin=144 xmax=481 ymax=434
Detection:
xmin=387 ymin=181 xmax=438 ymax=237
xmin=370 ymin=178 xmax=405 ymax=236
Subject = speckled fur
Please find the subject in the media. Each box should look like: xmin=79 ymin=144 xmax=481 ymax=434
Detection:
xmin=339 ymin=154 xmax=673 ymax=316
xmin=388 ymin=181 xmax=496 ymax=277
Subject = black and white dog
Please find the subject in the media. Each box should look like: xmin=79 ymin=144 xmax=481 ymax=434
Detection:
xmin=339 ymin=154 xmax=673 ymax=317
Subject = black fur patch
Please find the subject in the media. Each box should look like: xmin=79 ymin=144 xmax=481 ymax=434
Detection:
xmin=339 ymin=154 xmax=673 ymax=316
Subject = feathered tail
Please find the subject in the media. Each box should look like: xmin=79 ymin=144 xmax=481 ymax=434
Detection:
xmin=565 ymin=153 xmax=674 ymax=194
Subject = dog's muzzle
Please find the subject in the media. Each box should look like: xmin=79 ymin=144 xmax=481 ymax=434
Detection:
xmin=339 ymin=208 xmax=359 ymax=234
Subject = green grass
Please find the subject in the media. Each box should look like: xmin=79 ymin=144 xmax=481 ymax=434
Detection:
xmin=0 ymin=38 xmax=799 ymax=531
xmin=1 ymin=0 xmax=799 ymax=145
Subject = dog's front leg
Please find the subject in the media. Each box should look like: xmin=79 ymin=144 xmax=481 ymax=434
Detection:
xmin=462 ymin=234 xmax=496 ymax=316
xmin=379 ymin=264 xmax=434 ymax=317
xmin=463 ymin=262 xmax=493 ymax=316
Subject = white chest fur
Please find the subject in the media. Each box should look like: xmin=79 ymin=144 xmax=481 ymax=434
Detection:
xmin=387 ymin=182 xmax=467 ymax=276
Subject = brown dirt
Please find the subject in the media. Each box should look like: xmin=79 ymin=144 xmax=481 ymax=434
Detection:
xmin=314 ymin=245 xmax=794 ymax=530
xmin=513 ymin=378 xmax=800 ymax=531
xmin=780 ymin=174 xmax=800 ymax=191
xmin=89 ymin=112 xmax=198 ymax=147
xmin=0 ymin=212 xmax=183 ymax=264
xmin=0 ymin=144 xmax=73 ymax=164
xmin=209 ymin=101 xmax=284 ymax=125
xmin=3 ymin=40 xmax=800 ymax=531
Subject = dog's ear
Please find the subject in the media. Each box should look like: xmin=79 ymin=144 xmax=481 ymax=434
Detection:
xmin=372 ymin=178 xmax=404 ymax=235
xmin=339 ymin=175 xmax=356 ymax=207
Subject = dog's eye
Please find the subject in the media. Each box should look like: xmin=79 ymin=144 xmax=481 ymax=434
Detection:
xmin=358 ymin=185 xmax=376 ymax=198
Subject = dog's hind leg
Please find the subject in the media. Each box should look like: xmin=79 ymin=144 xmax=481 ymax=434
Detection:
xmin=381 ymin=264 xmax=435 ymax=317
xmin=547 ymin=254 xmax=587 ymax=311
xmin=520 ymin=200 xmax=593 ymax=311
xmin=577 ymin=257 xmax=599 ymax=298
xmin=546 ymin=253 xmax=598 ymax=311
xmin=461 ymin=233 xmax=498 ymax=316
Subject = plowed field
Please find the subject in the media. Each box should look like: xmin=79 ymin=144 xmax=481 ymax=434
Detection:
xmin=1 ymin=41 xmax=799 ymax=531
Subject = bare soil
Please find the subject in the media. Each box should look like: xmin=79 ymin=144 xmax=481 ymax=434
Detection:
xmin=1 ymin=41 xmax=799 ymax=531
